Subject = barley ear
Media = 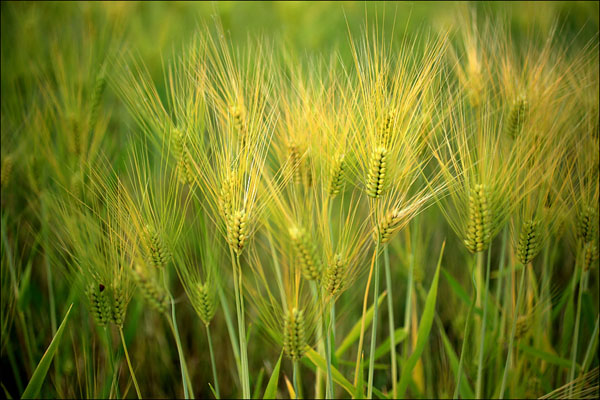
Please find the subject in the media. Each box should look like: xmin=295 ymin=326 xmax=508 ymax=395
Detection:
xmin=328 ymin=153 xmax=345 ymax=197
xmin=289 ymin=226 xmax=322 ymax=281
xmin=366 ymin=146 xmax=388 ymax=199
xmin=464 ymin=183 xmax=492 ymax=253
xmin=87 ymin=283 xmax=111 ymax=327
xmin=517 ymin=219 xmax=542 ymax=265
xmin=323 ymin=253 xmax=345 ymax=296
xmin=133 ymin=264 xmax=170 ymax=314
xmin=283 ymin=307 xmax=307 ymax=361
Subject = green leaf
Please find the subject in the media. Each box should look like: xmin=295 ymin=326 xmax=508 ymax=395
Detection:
xmin=442 ymin=268 xmax=482 ymax=317
xmin=22 ymin=303 xmax=74 ymax=399
xmin=253 ymin=367 xmax=265 ymax=399
xmin=305 ymin=347 xmax=357 ymax=398
xmin=438 ymin=324 xmax=475 ymax=399
xmin=263 ymin=351 xmax=283 ymax=399
xmin=518 ymin=343 xmax=574 ymax=369
xmin=397 ymin=242 xmax=445 ymax=398
xmin=373 ymin=328 xmax=408 ymax=361
xmin=335 ymin=291 xmax=387 ymax=358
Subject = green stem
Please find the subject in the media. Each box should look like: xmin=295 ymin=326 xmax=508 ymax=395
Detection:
xmin=568 ymin=261 xmax=584 ymax=397
xmin=232 ymin=252 xmax=251 ymax=398
xmin=383 ymin=246 xmax=397 ymax=398
xmin=104 ymin=327 xmax=119 ymax=399
xmin=454 ymin=257 xmax=478 ymax=400
xmin=120 ymin=326 xmax=142 ymax=399
xmin=499 ymin=263 xmax=527 ymax=399
xmin=206 ymin=324 xmax=221 ymax=399
xmin=293 ymin=360 xmax=301 ymax=399
xmin=325 ymin=303 xmax=334 ymax=399
xmin=367 ymin=236 xmax=381 ymax=399
xmin=167 ymin=309 xmax=194 ymax=398
xmin=476 ymin=247 xmax=492 ymax=398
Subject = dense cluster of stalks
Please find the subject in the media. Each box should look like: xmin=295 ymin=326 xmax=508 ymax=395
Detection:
xmin=1 ymin=3 xmax=599 ymax=400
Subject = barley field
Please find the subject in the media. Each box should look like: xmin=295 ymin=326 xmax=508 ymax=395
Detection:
xmin=1 ymin=2 xmax=599 ymax=399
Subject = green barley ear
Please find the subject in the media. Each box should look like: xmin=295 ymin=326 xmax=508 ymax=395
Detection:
xmin=87 ymin=283 xmax=111 ymax=327
xmin=143 ymin=224 xmax=171 ymax=267
xmin=378 ymin=110 xmax=394 ymax=148
xmin=577 ymin=205 xmax=598 ymax=244
xmin=366 ymin=146 xmax=388 ymax=198
xmin=517 ymin=219 xmax=542 ymax=265
xmin=89 ymin=66 xmax=107 ymax=129
xmin=464 ymin=183 xmax=492 ymax=253
xmin=227 ymin=209 xmax=248 ymax=254
xmin=374 ymin=208 xmax=404 ymax=244
xmin=192 ymin=282 xmax=217 ymax=326
xmin=323 ymin=253 xmax=345 ymax=296
xmin=289 ymin=225 xmax=321 ymax=281
xmin=283 ymin=307 xmax=307 ymax=361
xmin=111 ymin=285 xmax=127 ymax=327
xmin=328 ymin=153 xmax=345 ymax=197
xmin=505 ymin=94 xmax=529 ymax=139
xmin=515 ymin=314 xmax=533 ymax=340
xmin=301 ymin=151 xmax=313 ymax=190
xmin=1 ymin=154 xmax=14 ymax=188
xmin=133 ymin=264 xmax=170 ymax=314
xmin=171 ymin=127 xmax=194 ymax=185
xmin=288 ymin=141 xmax=302 ymax=186
xmin=583 ymin=241 xmax=599 ymax=271
xmin=219 ymin=168 xmax=235 ymax=222
xmin=230 ymin=104 xmax=248 ymax=150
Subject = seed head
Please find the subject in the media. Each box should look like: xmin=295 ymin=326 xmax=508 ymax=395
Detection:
xmin=112 ymin=285 xmax=127 ymax=326
xmin=132 ymin=264 xmax=170 ymax=314
xmin=505 ymin=94 xmax=529 ymax=139
xmin=87 ymin=283 xmax=111 ymax=327
xmin=517 ymin=219 xmax=542 ymax=265
xmin=289 ymin=226 xmax=321 ymax=281
xmin=323 ymin=253 xmax=345 ymax=296
xmin=283 ymin=307 xmax=307 ymax=361
xmin=366 ymin=146 xmax=388 ymax=199
xmin=171 ymin=128 xmax=195 ymax=185
xmin=374 ymin=208 xmax=404 ymax=243
xmin=227 ymin=209 xmax=248 ymax=254
xmin=583 ymin=241 xmax=599 ymax=271
xmin=578 ymin=205 xmax=598 ymax=245
xmin=143 ymin=224 xmax=171 ymax=267
xmin=1 ymin=155 xmax=14 ymax=188
xmin=464 ymin=183 xmax=492 ymax=253
xmin=328 ymin=153 xmax=345 ymax=197
xmin=193 ymin=281 xmax=217 ymax=326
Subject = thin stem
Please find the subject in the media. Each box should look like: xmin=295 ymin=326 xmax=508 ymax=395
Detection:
xmin=120 ymin=326 xmax=142 ymax=399
xmin=326 ymin=303 xmax=334 ymax=399
xmin=206 ymin=324 xmax=221 ymax=399
xmin=383 ymin=246 xmax=397 ymax=398
xmin=367 ymin=236 xmax=381 ymax=398
xmin=104 ymin=327 xmax=119 ymax=399
xmin=499 ymin=263 xmax=527 ymax=399
xmin=293 ymin=360 xmax=301 ymax=399
xmin=476 ymin=246 xmax=492 ymax=398
xmin=232 ymin=252 xmax=251 ymax=398
xmin=454 ymin=257 xmax=478 ymax=400
xmin=568 ymin=261 xmax=584 ymax=397
xmin=353 ymin=244 xmax=378 ymax=392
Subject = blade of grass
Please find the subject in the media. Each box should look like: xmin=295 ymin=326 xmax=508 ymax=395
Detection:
xmin=22 ymin=303 xmax=73 ymax=399
xmin=263 ymin=351 xmax=283 ymax=399
xmin=397 ymin=241 xmax=445 ymax=398
xmin=305 ymin=347 xmax=358 ymax=398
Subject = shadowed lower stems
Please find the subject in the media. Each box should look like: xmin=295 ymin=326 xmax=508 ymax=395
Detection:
xmin=454 ymin=258 xmax=478 ymax=400
xmin=476 ymin=246 xmax=492 ymax=398
xmin=383 ymin=246 xmax=397 ymax=398
xmin=367 ymin=235 xmax=381 ymax=398
xmin=231 ymin=251 xmax=251 ymax=398
xmin=120 ymin=326 xmax=142 ymax=399
xmin=206 ymin=324 xmax=220 ymax=398
xmin=568 ymin=258 xmax=585 ymax=397
xmin=499 ymin=262 xmax=527 ymax=399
